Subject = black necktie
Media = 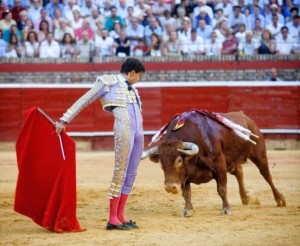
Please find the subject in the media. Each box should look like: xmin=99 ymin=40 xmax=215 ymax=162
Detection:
xmin=125 ymin=81 xmax=133 ymax=91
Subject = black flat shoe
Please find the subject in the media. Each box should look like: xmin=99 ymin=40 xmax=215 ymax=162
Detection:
xmin=123 ymin=220 xmax=139 ymax=229
xmin=106 ymin=223 xmax=131 ymax=230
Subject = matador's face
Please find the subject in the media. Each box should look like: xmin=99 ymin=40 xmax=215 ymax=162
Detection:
xmin=127 ymin=71 xmax=143 ymax=85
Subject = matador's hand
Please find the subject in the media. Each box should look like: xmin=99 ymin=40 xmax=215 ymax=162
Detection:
xmin=55 ymin=121 xmax=66 ymax=136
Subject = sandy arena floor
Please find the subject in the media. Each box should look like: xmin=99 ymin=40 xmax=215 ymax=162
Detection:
xmin=0 ymin=150 xmax=299 ymax=246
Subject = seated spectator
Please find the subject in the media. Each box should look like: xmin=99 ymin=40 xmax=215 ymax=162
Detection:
xmin=37 ymin=19 xmax=50 ymax=42
xmin=133 ymin=0 xmax=151 ymax=22
xmin=126 ymin=16 xmax=144 ymax=51
xmin=4 ymin=33 xmax=22 ymax=57
xmin=17 ymin=9 xmax=28 ymax=31
xmin=74 ymin=17 xmax=95 ymax=41
xmin=252 ymin=18 xmax=263 ymax=42
xmin=247 ymin=5 xmax=265 ymax=29
xmin=286 ymin=15 xmax=300 ymax=40
xmin=144 ymin=17 xmax=163 ymax=45
xmin=54 ymin=18 xmax=74 ymax=42
xmin=124 ymin=6 xmax=134 ymax=26
xmin=193 ymin=8 xmax=212 ymax=29
xmin=11 ymin=0 xmax=26 ymax=23
xmin=60 ymin=32 xmax=77 ymax=58
xmin=63 ymin=0 xmax=79 ymax=23
xmin=0 ymin=29 xmax=7 ymax=57
xmin=275 ymin=26 xmax=298 ymax=55
xmin=0 ymin=1 xmax=8 ymax=21
xmin=235 ymin=23 xmax=246 ymax=42
xmin=70 ymin=9 xmax=83 ymax=31
xmin=105 ymin=6 xmax=125 ymax=32
xmin=34 ymin=9 xmax=53 ymax=33
xmin=80 ymin=0 xmax=96 ymax=18
xmin=115 ymin=0 xmax=131 ymax=20
xmin=45 ymin=0 xmax=64 ymax=19
xmin=109 ymin=20 xmax=122 ymax=39
xmin=0 ymin=10 xmax=17 ymax=34
xmin=148 ymin=33 xmax=162 ymax=56
xmin=196 ymin=19 xmax=212 ymax=41
xmin=177 ymin=17 xmax=191 ymax=44
xmin=204 ymin=31 xmax=222 ymax=56
xmin=175 ymin=7 xmax=187 ymax=30
xmin=212 ymin=8 xmax=227 ymax=29
xmin=114 ymin=30 xmax=130 ymax=57
xmin=238 ymin=30 xmax=259 ymax=56
xmin=3 ymin=24 xmax=22 ymax=42
xmin=94 ymin=28 xmax=114 ymax=57
xmin=27 ymin=0 xmax=42 ymax=25
xmin=214 ymin=0 xmax=232 ymax=19
xmin=90 ymin=6 xmax=104 ymax=32
xmin=221 ymin=29 xmax=239 ymax=55
xmin=265 ymin=4 xmax=284 ymax=26
xmin=24 ymin=30 xmax=39 ymax=57
xmin=162 ymin=10 xmax=177 ymax=32
xmin=227 ymin=5 xmax=246 ymax=34
xmin=152 ymin=0 xmax=171 ymax=24
xmin=53 ymin=8 xmax=64 ymax=30
xmin=39 ymin=31 xmax=60 ymax=58
xmin=266 ymin=14 xmax=283 ymax=38
xmin=282 ymin=0 xmax=295 ymax=22
xmin=193 ymin=0 xmax=213 ymax=20
xmin=132 ymin=38 xmax=149 ymax=56
xmin=162 ymin=22 xmax=173 ymax=42
xmin=99 ymin=0 xmax=113 ymax=20
xmin=77 ymin=30 xmax=95 ymax=58
xmin=257 ymin=29 xmax=276 ymax=54
xmin=269 ymin=68 xmax=283 ymax=81
xmin=162 ymin=30 xmax=182 ymax=56
xmin=215 ymin=19 xmax=227 ymax=44
xmin=172 ymin=0 xmax=194 ymax=18
xmin=181 ymin=28 xmax=204 ymax=56
xmin=22 ymin=19 xmax=35 ymax=41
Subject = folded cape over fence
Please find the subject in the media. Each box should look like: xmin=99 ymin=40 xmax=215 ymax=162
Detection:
xmin=14 ymin=107 xmax=84 ymax=233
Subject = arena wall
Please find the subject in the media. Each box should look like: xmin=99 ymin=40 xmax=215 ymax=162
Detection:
xmin=0 ymin=82 xmax=299 ymax=150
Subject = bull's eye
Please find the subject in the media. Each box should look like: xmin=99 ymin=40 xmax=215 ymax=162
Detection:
xmin=174 ymin=156 xmax=183 ymax=169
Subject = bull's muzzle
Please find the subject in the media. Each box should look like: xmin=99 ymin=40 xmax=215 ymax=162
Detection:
xmin=165 ymin=183 xmax=180 ymax=194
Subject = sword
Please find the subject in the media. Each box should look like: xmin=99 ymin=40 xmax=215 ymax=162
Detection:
xmin=37 ymin=107 xmax=66 ymax=160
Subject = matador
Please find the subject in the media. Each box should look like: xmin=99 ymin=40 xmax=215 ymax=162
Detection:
xmin=55 ymin=58 xmax=146 ymax=230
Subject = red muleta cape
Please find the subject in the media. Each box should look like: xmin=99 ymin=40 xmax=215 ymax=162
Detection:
xmin=14 ymin=107 xmax=84 ymax=233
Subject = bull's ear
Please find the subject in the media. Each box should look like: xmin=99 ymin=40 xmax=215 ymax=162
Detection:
xmin=149 ymin=153 xmax=160 ymax=163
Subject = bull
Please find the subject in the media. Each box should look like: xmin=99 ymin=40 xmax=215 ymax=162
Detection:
xmin=142 ymin=109 xmax=286 ymax=217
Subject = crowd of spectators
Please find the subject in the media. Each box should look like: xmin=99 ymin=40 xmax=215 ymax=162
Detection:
xmin=0 ymin=0 xmax=299 ymax=59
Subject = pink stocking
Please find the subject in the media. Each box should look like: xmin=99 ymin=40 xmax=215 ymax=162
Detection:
xmin=109 ymin=197 xmax=121 ymax=225
xmin=117 ymin=194 xmax=129 ymax=223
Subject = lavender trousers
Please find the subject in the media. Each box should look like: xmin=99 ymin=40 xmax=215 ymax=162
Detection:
xmin=107 ymin=103 xmax=143 ymax=199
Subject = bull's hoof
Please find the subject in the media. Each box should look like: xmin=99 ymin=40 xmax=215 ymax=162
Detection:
xmin=183 ymin=208 xmax=194 ymax=217
xmin=241 ymin=195 xmax=250 ymax=205
xmin=220 ymin=207 xmax=232 ymax=215
xmin=276 ymin=193 xmax=286 ymax=207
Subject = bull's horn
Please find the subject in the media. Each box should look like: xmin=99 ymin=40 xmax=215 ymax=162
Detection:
xmin=177 ymin=142 xmax=199 ymax=156
xmin=141 ymin=146 xmax=159 ymax=160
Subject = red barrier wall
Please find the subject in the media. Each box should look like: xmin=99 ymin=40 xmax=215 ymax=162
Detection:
xmin=0 ymin=83 xmax=299 ymax=143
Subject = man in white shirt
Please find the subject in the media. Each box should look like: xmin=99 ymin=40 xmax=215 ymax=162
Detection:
xmin=39 ymin=32 xmax=60 ymax=58
xmin=126 ymin=16 xmax=145 ymax=50
xmin=265 ymin=4 xmax=284 ymax=26
xmin=151 ymin=0 xmax=171 ymax=24
xmin=214 ymin=0 xmax=232 ymax=18
xmin=27 ymin=0 xmax=42 ymax=24
xmin=133 ymin=0 xmax=151 ymax=22
xmin=196 ymin=19 xmax=212 ymax=41
xmin=266 ymin=14 xmax=283 ymax=38
xmin=63 ymin=0 xmax=79 ymax=23
xmin=116 ymin=0 xmax=132 ymax=20
xmin=275 ymin=26 xmax=298 ymax=55
xmin=247 ymin=5 xmax=265 ymax=29
xmin=204 ymin=31 xmax=222 ymax=56
xmin=238 ymin=30 xmax=259 ymax=56
xmin=181 ymin=28 xmax=204 ymax=56
xmin=95 ymin=28 xmax=114 ymax=57
xmin=286 ymin=15 xmax=300 ymax=40
xmin=227 ymin=5 xmax=246 ymax=33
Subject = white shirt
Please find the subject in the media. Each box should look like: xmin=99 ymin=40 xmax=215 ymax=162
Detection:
xmin=238 ymin=39 xmax=259 ymax=55
xmin=266 ymin=23 xmax=283 ymax=37
xmin=182 ymin=35 xmax=204 ymax=55
xmin=95 ymin=36 xmax=114 ymax=56
xmin=24 ymin=41 xmax=39 ymax=57
xmin=204 ymin=40 xmax=222 ymax=56
xmin=276 ymin=35 xmax=297 ymax=55
xmin=39 ymin=40 xmax=61 ymax=58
